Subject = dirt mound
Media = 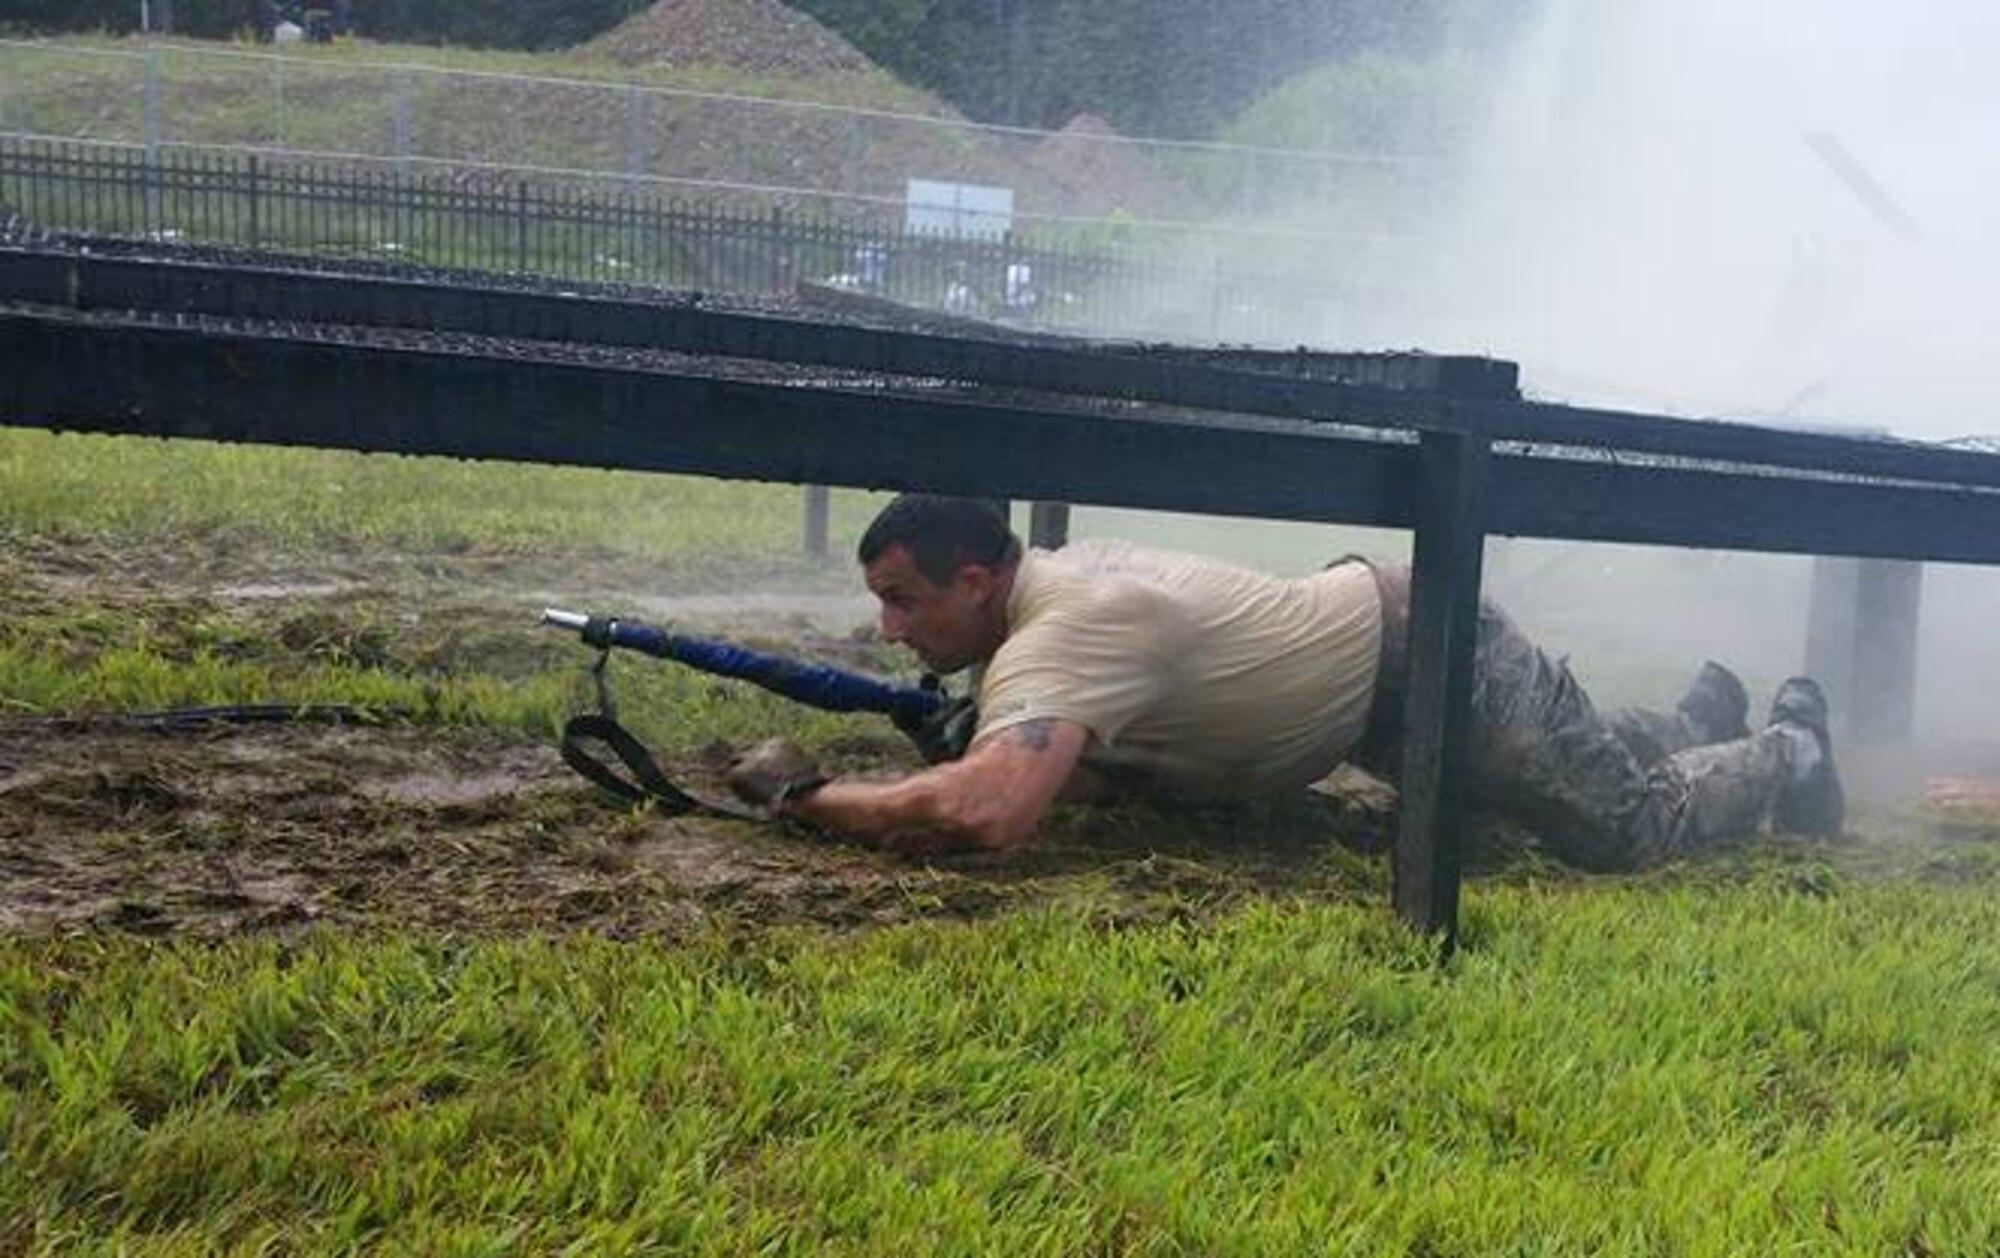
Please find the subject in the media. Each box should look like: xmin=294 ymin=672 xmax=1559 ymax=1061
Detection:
xmin=582 ymin=0 xmax=879 ymax=78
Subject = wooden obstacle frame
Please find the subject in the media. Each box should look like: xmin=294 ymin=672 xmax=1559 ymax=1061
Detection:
xmin=4 ymin=241 xmax=1995 ymax=940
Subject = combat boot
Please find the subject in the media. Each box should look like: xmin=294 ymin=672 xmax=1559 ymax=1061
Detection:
xmin=1609 ymin=660 xmax=1754 ymax=765
xmin=1769 ymin=676 xmax=1844 ymax=835
xmin=1678 ymin=660 xmax=1751 ymax=743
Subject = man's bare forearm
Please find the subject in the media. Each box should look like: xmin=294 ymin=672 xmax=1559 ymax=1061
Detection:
xmin=787 ymin=771 xmax=969 ymax=846
xmin=785 ymin=718 xmax=1086 ymax=854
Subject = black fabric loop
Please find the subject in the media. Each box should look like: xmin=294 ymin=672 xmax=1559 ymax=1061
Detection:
xmin=559 ymin=713 xmax=764 ymax=821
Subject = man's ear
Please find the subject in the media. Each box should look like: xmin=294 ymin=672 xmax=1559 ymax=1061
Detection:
xmin=954 ymin=562 xmax=998 ymax=603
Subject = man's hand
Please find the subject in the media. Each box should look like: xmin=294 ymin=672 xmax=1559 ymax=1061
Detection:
xmin=785 ymin=717 xmax=1089 ymax=854
xmin=893 ymin=694 xmax=979 ymax=765
xmin=724 ymin=738 xmax=828 ymax=813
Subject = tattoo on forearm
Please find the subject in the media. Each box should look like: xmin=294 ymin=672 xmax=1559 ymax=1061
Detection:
xmin=1005 ymin=719 xmax=1057 ymax=752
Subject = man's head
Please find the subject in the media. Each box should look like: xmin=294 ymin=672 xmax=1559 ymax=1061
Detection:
xmin=858 ymin=495 xmax=1022 ymax=674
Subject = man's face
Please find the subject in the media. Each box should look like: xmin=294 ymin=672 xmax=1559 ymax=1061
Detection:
xmin=864 ymin=543 xmax=1001 ymax=675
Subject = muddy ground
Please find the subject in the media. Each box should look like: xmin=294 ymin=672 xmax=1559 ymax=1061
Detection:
xmin=0 ymin=718 xmax=1417 ymax=939
xmin=0 ymin=532 xmax=1414 ymax=940
xmin=8 ymin=529 xmax=1995 ymax=941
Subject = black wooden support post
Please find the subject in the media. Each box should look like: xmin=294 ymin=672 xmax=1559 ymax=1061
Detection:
xmin=802 ymin=485 xmax=831 ymax=560
xmin=1028 ymin=501 xmax=1071 ymax=549
xmin=1394 ymin=430 xmax=1491 ymax=942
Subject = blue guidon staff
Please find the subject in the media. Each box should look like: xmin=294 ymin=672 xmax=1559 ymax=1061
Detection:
xmin=540 ymin=609 xmax=976 ymax=817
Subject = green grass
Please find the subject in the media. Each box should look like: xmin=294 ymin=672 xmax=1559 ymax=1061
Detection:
xmin=0 ymin=429 xmax=902 ymax=748
xmin=3 ymin=427 xmax=1997 ymax=1253
xmin=0 ymin=429 xmax=880 ymax=565
xmin=0 ymin=32 xmax=1184 ymax=228
xmin=0 ymin=637 xmax=552 ymax=724
xmin=0 ymin=33 xmax=952 ymax=149
xmin=0 ymin=631 xmax=887 ymax=754
xmin=4 ymin=877 xmax=1997 ymax=1255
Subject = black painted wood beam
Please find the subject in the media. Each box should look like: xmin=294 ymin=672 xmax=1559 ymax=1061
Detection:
xmin=1394 ymin=432 xmax=1490 ymax=941
xmin=1488 ymin=455 xmax=2000 ymax=567
xmin=9 ymin=308 xmax=2000 ymax=565
xmin=14 ymin=246 xmax=2000 ymax=492
xmin=0 ymin=246 xmax=1501 ymax=419
xmin=0 ymin=309 xmax=1418 ymax=528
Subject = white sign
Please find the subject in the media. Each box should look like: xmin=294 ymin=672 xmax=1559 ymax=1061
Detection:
xmin=905 ymin=179 xmax=1014 ymax=241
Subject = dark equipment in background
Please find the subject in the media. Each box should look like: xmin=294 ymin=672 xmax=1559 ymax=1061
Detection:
xmin=255 ymin=0 xmax=349 ymax=42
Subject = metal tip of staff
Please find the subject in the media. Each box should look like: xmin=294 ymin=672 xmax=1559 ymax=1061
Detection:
xmin=541 ymin=608 xmax=589 ymax=631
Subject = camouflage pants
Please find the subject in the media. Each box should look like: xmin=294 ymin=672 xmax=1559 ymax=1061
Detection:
xmin=1352 ymin=582 xmax=1790 ymax=871
xmin=1460 ymin=602 xmax=1789 ymax=869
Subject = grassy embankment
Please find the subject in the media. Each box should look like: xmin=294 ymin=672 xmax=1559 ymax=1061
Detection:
xmin=0 ymin=33 xmax=995 ymax=288
xmin=3 ymin=431 xmax=1998 ymax=1251
xmin=0 ymin=33 xmax=955 ymax=163
xmin=0 ymin=33 xmax=1198 ymax=232
xmin=0 ymin=31 xmax=1338 ymax=304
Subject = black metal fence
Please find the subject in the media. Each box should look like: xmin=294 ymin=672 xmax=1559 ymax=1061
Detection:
xmin=0 ymin=135 xmax=1361 ymax=342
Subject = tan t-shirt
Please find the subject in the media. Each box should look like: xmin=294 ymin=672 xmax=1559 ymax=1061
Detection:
xmin=973 ymin=539 xmax=1382 ymax=797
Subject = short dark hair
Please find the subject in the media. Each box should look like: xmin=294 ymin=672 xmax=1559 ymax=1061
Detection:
xmin=857 ymin=494 xmax=1022 ymax=584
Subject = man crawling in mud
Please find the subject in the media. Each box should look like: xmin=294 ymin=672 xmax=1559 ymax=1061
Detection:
xmin=726 ymin=494 xmax=1845 ymax=868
